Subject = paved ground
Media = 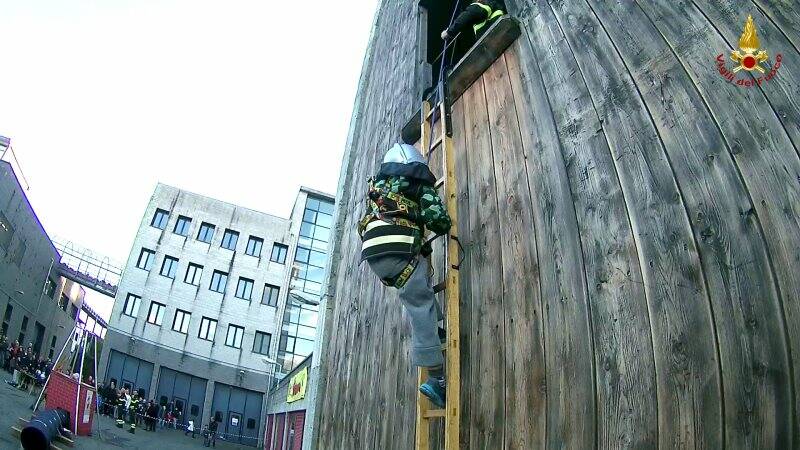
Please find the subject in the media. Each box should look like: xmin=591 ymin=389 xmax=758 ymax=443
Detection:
xmin=0 ymin=377 xmax=257 ymax=449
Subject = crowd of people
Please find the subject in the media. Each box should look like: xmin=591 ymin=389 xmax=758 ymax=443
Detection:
xmin=1 ymin=335 xmax=52 ymax=391
xmin=2 ymin=336 xmax=220 ymax=446
xmin=98 ymin=381 xmax=220 ymax=446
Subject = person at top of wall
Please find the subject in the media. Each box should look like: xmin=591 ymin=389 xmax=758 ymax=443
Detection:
xmin=357 ymin=143 xmax=452 ymax=408
xmin=440 ymin=0 xmax=507 ymax=41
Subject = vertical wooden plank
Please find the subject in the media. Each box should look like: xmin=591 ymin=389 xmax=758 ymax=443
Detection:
xmin=691 ymin=0 xmax=800 ymax=156
xmin=461 ymin=76 xmax=505 ymax=450
xmin=321 ymin=150 xmax=362 ymax=449
xmin=524 ymin=1 xmax=659 ymax=447
xmin=505 ymin=33 xmax=597 ymax=450
xmin=575 ymin=0 xmax=794 ymax=448
xmin=750 ymin=0 xmax=800 ymax=52
xmin=483 ymin=53 xmax=547 ymax=450
xmin=689 ymin=2 xmax=800 ymax=440
xmin=548 ymin=0 xmax=725 ymax=448
xmin=335 ymin=77 xmax=379 ymax=450
xmin=631 ymin=2 xmax=798 ymax=447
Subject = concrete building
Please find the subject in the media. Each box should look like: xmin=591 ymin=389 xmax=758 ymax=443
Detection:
xmin=99 ymin=183 xmax=333 ymax=447
xmin=0 ymin=160 xmax=81 ymax=362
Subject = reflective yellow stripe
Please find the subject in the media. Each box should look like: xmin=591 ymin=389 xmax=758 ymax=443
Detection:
xmin=362 ymin=235 xmax=416 ymax=250
xmin=472 ymin=3 xmax=504 ymax=34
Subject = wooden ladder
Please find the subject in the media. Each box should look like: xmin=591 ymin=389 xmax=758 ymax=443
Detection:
xmin=416 ymin=83 xmax=461 ymax=450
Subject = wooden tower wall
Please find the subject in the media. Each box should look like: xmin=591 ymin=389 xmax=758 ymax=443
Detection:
xmin=314 ymin=1 xmax=800 ymax=448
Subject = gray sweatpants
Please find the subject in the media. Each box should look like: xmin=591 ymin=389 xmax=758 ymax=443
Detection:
xmin=368 ymin=255 xmax=443 ymax=367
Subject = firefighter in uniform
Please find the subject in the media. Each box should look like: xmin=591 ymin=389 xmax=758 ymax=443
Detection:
xmin=128 ymin=392 xmax=139 ymax=433
xmin=115 ymin=388 xmax=128 ymax=428
xmin=440 ymin=0 xmax=506 ymax=41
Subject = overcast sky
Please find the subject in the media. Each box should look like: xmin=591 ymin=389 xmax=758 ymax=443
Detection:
xmin=1 ymin=0 xmax=377 ymax=319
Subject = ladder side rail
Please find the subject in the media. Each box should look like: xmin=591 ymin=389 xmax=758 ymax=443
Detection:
xmin=440 ymin=98 xmax=461 ymax=450
xmin=415 ymin=100 xmax=434 ymax=450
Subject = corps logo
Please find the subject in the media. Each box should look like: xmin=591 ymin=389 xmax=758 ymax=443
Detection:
xmin=715 ymin=15 xmax=782 ymax=88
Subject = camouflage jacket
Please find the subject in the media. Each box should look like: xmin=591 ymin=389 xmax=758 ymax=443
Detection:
xmin=371 ymin=176 xmax=452 ymax=235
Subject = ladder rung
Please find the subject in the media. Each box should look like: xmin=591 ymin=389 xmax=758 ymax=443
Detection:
xmin=431 ymin=134 xmax=443 ymax=151
xmin=425 ymin=103 xmax=442 ymax=121
xmin=435 ymin=177 xmax=445 ymax=189
xmin=423 ymin=409 xmax=446 ymax=419
xmin=433 ymin=281 xmax=446 ymax=294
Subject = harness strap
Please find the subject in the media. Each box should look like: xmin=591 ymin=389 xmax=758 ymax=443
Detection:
xmin=381 ymin=257 xmax=420 ymax=289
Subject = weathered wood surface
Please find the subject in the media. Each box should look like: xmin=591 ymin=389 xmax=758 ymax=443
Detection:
xmin=314 ymin=0 xmax=800 ymax=448
xmin=508 ymin=29 xmax=596 ymax=450
xmin=484 ymin=54 xmax=547 ymax=450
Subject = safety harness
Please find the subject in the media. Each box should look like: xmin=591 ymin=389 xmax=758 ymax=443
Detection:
xmin=358 ymin=178 xmax=425 ymax=288
xmin=472 ymin=2 xmax=505 ymax=35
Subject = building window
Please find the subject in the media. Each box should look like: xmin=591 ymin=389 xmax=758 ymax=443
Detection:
xmin=45 ymin=278 xmax=57 ymax=299
xmin=221 ymin=229 xmax=239 ymax=250
xmin=48 ymin=336 xmax=57 ymax=359
xmin=173 ymin=215 xmax=192 ymax=236
xmin=172 ymin=309 xmax=191 ymax=334
xmin=60 ymin=293 xmax=69 ymax=312
xmin=210 ymin=270 xmax=228 ymax=293
xmin=0 ymin=211 xmax=13 ymax=251
xmin=11 ymin=240 xmax=25 ymax=266
xmin=160 ymin=255 xmax=179 ymax=279
xmin=245 ymin=236 xmax=263 ymax=257
xmin=136 ymin=248 xmax=155 ymax=270
xmin=2 ymin=304 xmax=12 ymax=336
xmin=270 ymin=243 xmax=288 ymax=264
xmin=247 ymin=418 xmax=256 ymax=430
xmin=198 ymin=317 xmax=217 ymax=341
xmin=147 ymin=301 xmax=166 ymax=326
xmin=18 ymin=315 xmax=28 ymax=344
xmin=151 ymin=208 xmax=169 ymax=229
xmin=197 ymin=222 xmax=215 ymax=243
xmin=225 ymin=324 xmax=244 ymax=349
xmin=277 ymin=196 xmax=333 ymax=374
xmin=261 ymin=284 xmax=280 ymax=306
xmin=122 ymin=294 xmax=141 ymax=317
xmin=253 ymin=331 xmax=271 ymax=355
xmin=235 ymin=277 xmax=254 ymax=300
xmin=184 ymin=263 xmax=203 ymax=286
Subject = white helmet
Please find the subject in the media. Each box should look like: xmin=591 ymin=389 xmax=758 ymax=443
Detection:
xmin=378 ymin=143 xmax=435 ymax=184
xmin=382 ymin=143 xmax=426 ymax=165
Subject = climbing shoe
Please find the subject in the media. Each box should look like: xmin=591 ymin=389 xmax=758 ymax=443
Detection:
xmin=419 ymin=377 xmax=446 ymax=408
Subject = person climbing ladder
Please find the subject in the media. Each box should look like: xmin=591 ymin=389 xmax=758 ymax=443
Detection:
xmin=358 ymin=143 xmax=452 ymax=408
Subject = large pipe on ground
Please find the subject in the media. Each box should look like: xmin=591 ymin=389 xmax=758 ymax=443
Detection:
xmin=20 ymin=408 xmax=69 ymax=450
